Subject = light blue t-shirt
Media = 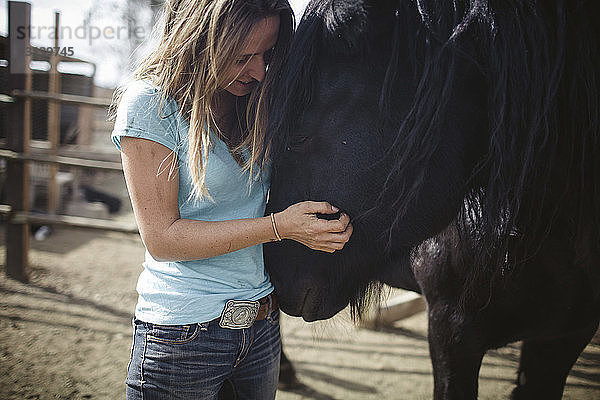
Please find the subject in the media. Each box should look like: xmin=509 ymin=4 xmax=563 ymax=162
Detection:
xmin=111 ymin=79 xmax=273 ymax=325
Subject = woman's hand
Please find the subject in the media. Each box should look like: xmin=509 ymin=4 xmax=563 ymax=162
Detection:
xmin=274 ymin=201 xmax=353 ymax=253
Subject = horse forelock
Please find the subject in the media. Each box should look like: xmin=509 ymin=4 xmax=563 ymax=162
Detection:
xmin=267 ymin=0 xmax=377 ymax=159
xmin=311 ymin=0 xmax=369 ymax=54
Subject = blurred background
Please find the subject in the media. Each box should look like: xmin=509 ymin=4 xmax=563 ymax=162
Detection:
xmin=0 ymin=1 xmax=598 ymax=399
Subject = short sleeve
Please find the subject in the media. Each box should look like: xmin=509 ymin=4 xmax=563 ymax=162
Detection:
xmin=111 ymin=80 xmax=182 ymax=152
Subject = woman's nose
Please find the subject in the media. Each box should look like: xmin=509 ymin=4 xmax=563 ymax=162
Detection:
xmin=246 ymin=56 xmax=266 ymax=82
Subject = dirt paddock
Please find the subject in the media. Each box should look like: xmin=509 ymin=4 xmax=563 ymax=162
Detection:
xmin=1 ymin=226 xmax=599 ymax=400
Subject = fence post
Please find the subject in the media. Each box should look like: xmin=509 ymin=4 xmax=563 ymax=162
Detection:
xmin=5 ymin=1 xmax=32 ymax=282
xmin=47 ymin=11 xmax=61 ymax=215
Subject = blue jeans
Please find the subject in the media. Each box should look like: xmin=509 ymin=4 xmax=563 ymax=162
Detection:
xmin=126 ymin=308 xmax=281 ymax=400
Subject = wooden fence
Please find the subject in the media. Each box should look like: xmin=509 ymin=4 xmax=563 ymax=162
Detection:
xmin=1 ymin=1 xmax=137 ymax=283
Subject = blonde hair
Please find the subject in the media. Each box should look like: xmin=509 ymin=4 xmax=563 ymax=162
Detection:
xmin=110 ymin=0 xmax=293 ymax=199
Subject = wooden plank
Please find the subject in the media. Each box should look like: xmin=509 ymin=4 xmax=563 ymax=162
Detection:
xmin=36 ymin=143 xmax=122 ymax=163
xmin=377 ymin=292 xmax=426 ymax=323
xmin=29 ymin=141 xmax=122 ymax=163
xmin=6 ymin=0 xmax=32 ymax=283
xmin=360 ymin=291 xmax=426 ymax=329
xmin=8 ymin=211 xmax=138 ymax=234
xmin=46 ymin=11 xmax=61 ymax=215
xmin=11 ymin=89 xmax=112 ymax=107
xmin=77 ymin=105 xmax=93 ymax=146
xmin=0 ymin=148 xmax=123 ymax=171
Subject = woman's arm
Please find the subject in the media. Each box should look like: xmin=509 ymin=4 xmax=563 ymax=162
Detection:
xmin=120 ymin=137 xmax=352 ymax=262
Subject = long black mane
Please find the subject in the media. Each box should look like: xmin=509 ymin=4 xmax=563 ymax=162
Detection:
xmin=268 ymin=0 xmax=600 ymax=312
xmin=404 ymin=0 xmax=600 ymax=308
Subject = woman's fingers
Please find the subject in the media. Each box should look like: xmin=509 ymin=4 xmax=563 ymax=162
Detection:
xmin=340 ymin=222 xmax=353 ymax=241
xmin=301 ymin=201 xmax=339 ymax=214
xmin=307 ymin=223 xmax=353 ymax=252
xmin=283 ymin=201 xmax=353 ymax=253
xmin=318 ymin=225 xmax=353 ymax=244
xmin=309 ymin=213 xmax=353 ymax=253
xmin=317 ymin=212 xmax=351 ymax=232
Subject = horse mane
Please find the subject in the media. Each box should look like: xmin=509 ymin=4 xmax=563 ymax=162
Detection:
xmin=381 ymin=0 xmax=600 ymax=310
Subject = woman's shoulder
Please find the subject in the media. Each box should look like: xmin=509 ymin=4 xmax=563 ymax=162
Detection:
xmin=112 ymin=79 xmax=184 ymax=152
xmin=119 ymin=79 xmax=174 ymax=113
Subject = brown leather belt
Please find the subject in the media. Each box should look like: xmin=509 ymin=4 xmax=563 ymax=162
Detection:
xmin=255 ymin=294 xmax=278 ymax=321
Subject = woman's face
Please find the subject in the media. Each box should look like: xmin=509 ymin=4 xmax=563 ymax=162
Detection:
xmin=223 ymin=15 xmax=281 ymax=97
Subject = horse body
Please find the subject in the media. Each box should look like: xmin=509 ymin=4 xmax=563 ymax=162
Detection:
xmin=414 ymin=223 xmax=599 ymax=399
xmin=265 ymin=0 xmax=599 ymax=398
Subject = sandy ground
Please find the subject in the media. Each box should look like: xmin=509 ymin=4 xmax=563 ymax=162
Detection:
xmin=0 ymin=173 xmax=599 ymax=399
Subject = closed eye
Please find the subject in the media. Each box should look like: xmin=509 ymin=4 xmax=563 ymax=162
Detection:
xmin=236 ymin=55 xmax=250 ymax=64
xmin=286 ymin=135 xmax=311 ymax=152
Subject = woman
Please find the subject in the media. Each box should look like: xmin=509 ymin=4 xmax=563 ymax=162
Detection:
xmin=110 ymin=0 xmax=353 ymax=399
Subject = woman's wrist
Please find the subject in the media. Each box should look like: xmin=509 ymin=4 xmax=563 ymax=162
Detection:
xmin=270 ymin=211 xmax=288 ymax=241
xmin=270 ymin=212 xmax=283 ymax=241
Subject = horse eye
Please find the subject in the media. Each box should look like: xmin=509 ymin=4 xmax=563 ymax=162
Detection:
xmin=292 ymin=136 xmax=309 ymax=144
xmin=286 ymin=135 xmax=310 ymax=152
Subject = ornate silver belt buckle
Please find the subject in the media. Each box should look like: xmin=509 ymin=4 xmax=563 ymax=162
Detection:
xmin=219 ymin=299 xmax=260 ymax=329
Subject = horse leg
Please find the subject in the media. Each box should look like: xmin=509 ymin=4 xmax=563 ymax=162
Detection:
xmin=427 ymin=302 xmax=485 ymax=400
xmin=511 ymin=321 xmax=599 ymax=400
xmin=278 ymin=347 xmax=300 ymax=389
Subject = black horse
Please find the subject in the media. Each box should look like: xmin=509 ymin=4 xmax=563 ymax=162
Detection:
xmin=264 ymin=0 xmax=600 ymax=398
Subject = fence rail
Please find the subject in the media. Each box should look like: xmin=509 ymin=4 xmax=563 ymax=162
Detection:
xmin=11 ymin=89 xmax=113 ymax=107
xmin=0 ymin=208 xmax=138 ymax=234
xmin=0 ymin=148 xmax=123 ymax=171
